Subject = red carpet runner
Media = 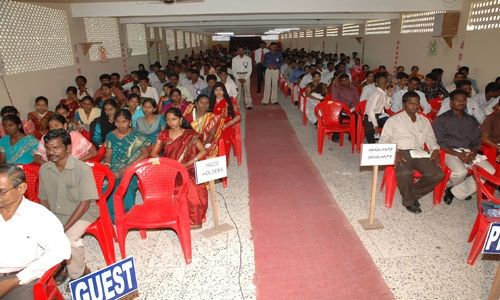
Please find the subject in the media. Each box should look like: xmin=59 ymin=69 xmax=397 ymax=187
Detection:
xmin=245 ymin=88 xmax=393 ymax=299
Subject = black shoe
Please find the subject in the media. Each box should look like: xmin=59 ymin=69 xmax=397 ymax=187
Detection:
xmin=294 ymin=101 xmax=298 ymax=106
xmin=273 ymin=102 xmax=279 ymax=105
xmin=406 ymin=205 xmax=422 ymax=214
xmin=246 ymin=107 xmax=253 ymax=110
xmin=415 ymin=200 xmax=421 ymax=207
xmin=464 ymin=195 xmax=472 ymax=201
xmin=444 ymin=188 xmax=454 ymax=205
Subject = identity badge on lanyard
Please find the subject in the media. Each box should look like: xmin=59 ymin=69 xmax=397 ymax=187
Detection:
xmin=243 ymin=62 xmax=248 ymax=69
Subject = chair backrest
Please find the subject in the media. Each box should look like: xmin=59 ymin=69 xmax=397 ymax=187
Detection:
xmin=428 ymin=97 xmax=443 ymax=111
xmin=86 ymin=162 xmax=116 ymax=230
xmin=113 ymin=158 xmax=190 ymax=221
xmin=314 ymin=100 xmax=352 ymax=127
xmin=472 ymin=165 xmax=500 ymax=215
xmin=88 ymin=145 xmax=106 ymax=163
xmin=33 ymin=264 xmax=62 ymax=300
xmin=354 ymin=100 xmax=367 ymax=115
xmin=18 ymin=164 xmax=40 ymax=203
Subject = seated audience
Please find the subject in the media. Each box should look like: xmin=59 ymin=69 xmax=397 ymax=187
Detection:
xmin=0 ymin=106 xmax=34 ymax=138
xmin=0 ymin=164 xmax=70 ymax=300
xmin=360 ymin=71 xmax=376 ymax=100
xmin=34 ymin=114 xmax=96 ymax=164
xmin=94 ymin=74 xmax=126 ymax=106
xmin=59 ymin=86 xmax=80 ymax=119
xmin=90 ymin=99 xmax=120 ymax=146
xmin=185 ymin=69 xmax=208 ymax=99
xmin=38 ymin=129 xmax=99 ymax=281
xmin=445 ymin=71 xmax=467 ymax=94
xmin=0 ymin=115 xmax=38 ymax=164
xmin=94 ymin=84 xmax=116 ymax=109
xmin=432 ymin=90 xmax=496 ymax=204
xmin=150 ymin=107 xmax=208 ymax=229
xmin=209 ymin=82 xmax=241 ymax=160
xmin=158 ymin=83 xmax=174 ymax=113
xmin=136 ymin=98 xmax=166 ymax=144
xmin=138 ymin=76 xmax=159 ymax=102
xmin=200 ymin=74 xmax=217 ymax=97
xmin=410 ymin=65 xmax=424 ymax=80
xmin=332 ymin=73 xmax=359 ymax=109
xmin=419 ymin=72 xmax=449 ymax=100
xmin=102 ymin=109 xmax=150 ymax=221
xmin=55 ymin=104 xmax=78 ymax=132
xmin=481 ymin=100 xmax=500 ymax=151
xmin=219 ymin=68 xmax=238 ymax=99
xmin=363 ymin=73 xmax=393 ymax=143
xmin=126 ymin=94 xmax=144 ymax=128
xmin=458 ymin=66 xmax=480 ymax=94
xmin=391 ymin=77 xmax=431 ymax=114
xmin=75 ymin=96 xmax=101 ymax=132
xmin=380 ymin=91 xmax=443 ymax=214
xmin=161 ymin=88 xmax=192 ymax=115
xmin=394 ymin=72 xmax=409 ymax=94
xmin=438 ymin=80 xmax=485 ymax=123
xmin=152 ymin=70 xmax=169 ymax=97
xmin=473 ymin=82 xmax=499 ymax=116
xmin=75 ymin=75 xmax=93 ymax=100
xmin=168 ymin=74 xmax=193 ymax=102
xmin=27 ymin=96 xmax=54 ymax=137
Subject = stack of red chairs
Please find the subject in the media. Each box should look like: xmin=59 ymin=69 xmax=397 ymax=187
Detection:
xmin=354 ymin=100 xmax=367 ymax=153
xmin=467 ymin=165 xmax=500 ymax=265
xmin=314 ymin=98 xmax=356 ymax=154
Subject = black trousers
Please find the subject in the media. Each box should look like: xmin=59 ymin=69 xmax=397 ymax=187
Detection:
xmin=363 ymin=114 xmax=388 ymax=144
xmin=256 ymin=63 xmax=266 ymax=92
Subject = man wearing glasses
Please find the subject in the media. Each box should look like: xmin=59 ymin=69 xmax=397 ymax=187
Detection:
xmin=0 ymin=164 xmax=70 ymax=300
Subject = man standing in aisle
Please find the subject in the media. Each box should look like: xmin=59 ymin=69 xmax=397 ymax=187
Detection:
xmin=232 ymin=46 xmax=253 ymax=110
xmin=262 ymin=42 xmax=283 ymax=105
xmin=254 ymin=41 xmax=269 ymax=93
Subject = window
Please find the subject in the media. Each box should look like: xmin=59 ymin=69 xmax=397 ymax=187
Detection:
xmin=299 ymin=31 xmax=305 ymax=38
xmin=184 ymin=32 xmax=191 ymax=48
xmin=305 ymin=30 xmax=313 ymax=37
xmin=84 ymin=17 xmax=121 ymax=61
xmin=326 ymin=26 xmax=339 ymax=36
xmin=262 ymin=35 xmax=279 ymax=41
xmin=177 ymin=31 xmax=184 ymax=49
xmin=365 ymin=19 xmax=392 ymax=35
xmin=191 ymin=33 xmax=197 ymax=47
xmin=149 ymin=27 xmax=154 ymax=40
xmin=342 ymin=23 xmax=360 ymax=36
xmin=292 ymin=32 xmax=299 ymax=38
xmin=125 ymin=24 xmax=147 ymax=56
xmin=165 ymin=29 xmax=175 ymax=50
xmin=212 ymin=35 xmax=230 ymax=41
xmin=0 ymin=0 xmax=73 ymax=75
xmin=401 ymin=11 xmax=444 ymax=34
xmin=315 ymin=28 xmax=325 ymax=37
xmin=467 ymin=0 xmax=500 ymax=31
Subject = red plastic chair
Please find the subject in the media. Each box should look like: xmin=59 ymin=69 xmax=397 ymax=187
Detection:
xmin=33 ymin=264 xmax=64 ymax=300
xmin=314 ymin=99 xmax=356 ymax=154
xmin=380 ymin=149 xmax=451 ymax=207
xmin=232 ymin=123 xmax=242 ymax=166
xmin=426 ymin=97 xmax=442 ymax=120
xmin=18 ymin=164 xmax=40 ymax=203
xmin=298 ymin=88 xmax=306 ymax=111
xmin=81 ymin=129 xmax=92 ymax=142
xmin=302 ymin=94 xmax=308 ymax=125
xmin=114 ymin=158 xmax=192 ymax=264
xmin=481 ymin=143 xmax=498 ymax=167
xmin=290 ymin=83 xmax=296 ymax=104
xmin=88 ymin=145 xmax=106 ymax=163
xmin=84 ymin=162 xmax=117 ymax=265
xmin=467 ymin=165 xmax=500 ymax=265
xmin=354 ymin=101 xmax=367 ymax=153
xmin=218 ymin=138 xmax=228 ymax=188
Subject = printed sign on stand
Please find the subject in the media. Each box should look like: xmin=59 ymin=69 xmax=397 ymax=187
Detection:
xmin=194 ymin=156 xmax=227 ymax=184
xmin=483 ymin=223 xmax=500 ymax=254
xmin=70 ymin=257 xmax=138 ymax=300
xmin=358 ymin=144 xmax=397 ymax=230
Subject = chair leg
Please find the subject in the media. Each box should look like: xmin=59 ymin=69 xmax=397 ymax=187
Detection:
xmin=116 ymin=226 xmax=127 ymax=259
xmin=433 ymin=168 xmax=451 ymax=205
xmin=222 ymin=177 xmax=228 ymax=188
xmin=317 ymin=130 xmax=324 ymax=155
xmin=468 ymin=215 xmax=480 ymax=243
xmin=140 ymin=230 xmax=147 ymax=240
xmin=339 ymin=132 xmax=344 ymax=147
xmin=467 ymin=227 xmax=488 ymax=265
xmin=176 ymin=221 xmax=192 ymax=264
xmin=96 ymin=223 xmax=116 ymax=265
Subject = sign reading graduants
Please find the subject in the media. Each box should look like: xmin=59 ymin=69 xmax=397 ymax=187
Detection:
xmin=483 ymin=223 xmax=500 ymax=254
xmin=360 ymin=144 xmax=397 ymax=167
xmin=70 ymin=257 xmax=138 ymax=300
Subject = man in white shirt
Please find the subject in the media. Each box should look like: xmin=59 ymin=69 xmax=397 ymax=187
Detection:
xmin=152 ymin=70 xmax=169 ymax=97
xmin=473 ymin=82 xmax=499 ymax=115
xmin=446 ymin=71 xmax=476 ymax=96
xmin=392 ymin=76 xmax=431 ymax=114
xmin=184 ymin=69 xmax=207 ymax=100
xmin=138 ymin=76 xmax=159 ymax=102
xmin=363 ymin=73 xmax=393 ymax=143
xmin=380 ymin=92 xmax=444 ymax=214
xmin=0 ymin=164 xmax=70 ymax=300
xmin=218 ymin=68 xmax=238 ymax=99
xmin=438 ymin=80 xmax=485 ymax=123
xmin=321 ymin=62 xmax=335 ymax=85
xmin=253 ymin=41 xmax=269 ymax=93
xmin=299 ymin=65 xmax=317 ymax=89
xmin=168 ymin=74 xmax=194 ymax=102
xmin=232 ymin=46 xmax=253 ymax=110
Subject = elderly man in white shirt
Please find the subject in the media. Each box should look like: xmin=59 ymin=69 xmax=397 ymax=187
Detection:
xmin=363 ymin=74 xmax=393 ymax=143
xmin=232 ymin=47 xmax=253 ymax=109
xmin=380 ymin=92 xmax=444 ymax=214
xmin=437 ymin=80 xmax=485 ymax=123
xmin=392 ymin=76 xmax=431 ymax=114
xmin=0 ymin=164 xmax=70 ymax=300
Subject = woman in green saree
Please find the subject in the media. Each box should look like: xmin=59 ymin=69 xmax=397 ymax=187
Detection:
xmin=103 ymin=109 xmax=150 ymax=221
xmin=0 ymin=114 xmax=39 ymax=164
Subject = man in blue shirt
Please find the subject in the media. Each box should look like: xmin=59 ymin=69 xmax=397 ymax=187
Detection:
xmin=262 ymin=42 xmax=284 ymax=105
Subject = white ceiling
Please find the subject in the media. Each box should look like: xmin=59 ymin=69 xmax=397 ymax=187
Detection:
xmin=63 ymin=0 xmax=464 ymax=35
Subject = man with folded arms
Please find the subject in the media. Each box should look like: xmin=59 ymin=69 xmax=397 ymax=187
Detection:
xmin=380 ymin=91 xmax=444 ymax=214
xmin=0 ymin=164 xmax=70 ymax=300
xmin=432 ymin=90 xmax=496 ymax=205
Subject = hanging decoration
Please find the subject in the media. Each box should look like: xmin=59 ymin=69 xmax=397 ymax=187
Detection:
xmin=427 ymin=40 xmax=438 ymax=56
xmin=98 ymin=46 xmax=108 ymax=62
xmin=0 ymin=55 xmax=14 ymax=106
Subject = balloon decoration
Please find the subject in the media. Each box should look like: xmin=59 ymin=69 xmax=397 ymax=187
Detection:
xmin=427 ymin=40 xmax=438 ymax=56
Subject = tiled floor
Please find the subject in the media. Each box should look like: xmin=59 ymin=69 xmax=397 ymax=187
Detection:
xmin=71 ymin=92 xmax=498 ymax=300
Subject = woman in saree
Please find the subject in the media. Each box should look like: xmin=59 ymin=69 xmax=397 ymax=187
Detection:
xmin=59 ymin=86 xmax=81 ymax=119
xmin=150 ymin=107 xmax=207 ymax=229
xmin=136 ymin=98 xmax=166 ymax=144
xmin=209 ymin=82 xmax=241 ymax=160
xmin=33 ymin=114 xmax=97 ymax=164
xmin=27 ymin=96 xmax=54 ymax=138
xmin=75 ymin=96 xmax=101 ymax=132
xmin=186 ymin=94 xmax=224 ymax=158
xmin=0 ymin=114 xmax=39 ymax=164
xmin=90 ymin=99 xmax=120 ymax=147
xmin=161 ymin=88 xmax=192 ymax=115
xmin=103 ymin=109 xmax=150 ymax=221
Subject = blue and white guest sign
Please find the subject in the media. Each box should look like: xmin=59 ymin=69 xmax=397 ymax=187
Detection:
xmin=483 ymin=223 xmax=500 ymax=254
xmin=70 ymin=256 xmax=138 ymax=300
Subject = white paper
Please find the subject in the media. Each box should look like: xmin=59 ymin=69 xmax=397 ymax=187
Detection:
xmin=410 ymin=149 xmax=431 ymax=158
